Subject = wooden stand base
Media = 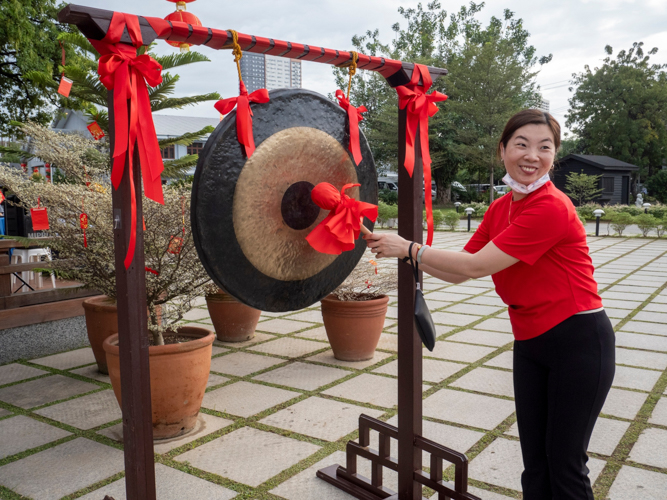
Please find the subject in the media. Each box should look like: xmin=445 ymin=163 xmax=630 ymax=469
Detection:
xmin=317 ymin=414 xmax=481 ymax=500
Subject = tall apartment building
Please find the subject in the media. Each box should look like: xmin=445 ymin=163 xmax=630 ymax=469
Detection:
xmin=536 ymin=96 xmax=550 ymax=113
xmin=239 ymin=53 xmax=302 ymax=93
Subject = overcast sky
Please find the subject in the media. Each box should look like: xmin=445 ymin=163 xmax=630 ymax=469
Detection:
xmin=70 ymin=0 xmax=667 ymax=134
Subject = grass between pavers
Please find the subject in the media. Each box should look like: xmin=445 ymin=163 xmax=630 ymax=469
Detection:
xmin=2 ymin=236 xmax=667 ymax=499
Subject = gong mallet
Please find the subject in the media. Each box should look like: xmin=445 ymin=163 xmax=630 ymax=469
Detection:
xmin=306 ymin=182 xmax=378 ymax=255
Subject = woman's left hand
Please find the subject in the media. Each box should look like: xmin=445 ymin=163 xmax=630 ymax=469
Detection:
xmin=363 ymin=232 xmax=411 ymax=259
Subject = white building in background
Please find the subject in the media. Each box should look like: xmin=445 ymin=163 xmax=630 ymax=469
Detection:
xmin=239 ymin=52 xmax=302 ymax=93
xmin=536 ymin=96 xmax=550 ymax=113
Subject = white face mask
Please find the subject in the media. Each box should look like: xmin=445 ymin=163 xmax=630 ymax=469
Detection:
xmin=502 ymin=173 xmax=550 ymax=195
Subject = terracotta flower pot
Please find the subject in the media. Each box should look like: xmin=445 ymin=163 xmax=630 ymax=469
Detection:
xmin=321 ymin=294 xmax=389 ymax=361
xmin=206 ymin=291 xmax=261 ymax=343
xmin=82 ymin=296 xmax=118 ymax=374
xmin=103 ymin=326 xmax=215 ymax=440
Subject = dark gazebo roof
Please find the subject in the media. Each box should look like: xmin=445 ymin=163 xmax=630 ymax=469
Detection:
xmin=559 ymin=154 xmax=639 ymax=171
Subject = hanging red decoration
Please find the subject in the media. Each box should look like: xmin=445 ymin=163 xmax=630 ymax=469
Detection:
xmin=395 ymin=63 xmax=447 ymax=247
xmin=87 ymin=122 xmax=105 ymax=140
xmin=21 ymin=163 xmax=27 ymax=173
xmin=80 ymin=213 xmax=89 ymax=248
xmin=0 ymin=191 xmax=4 ymax=204
xmin=306 ymin=182 xmax=377 ymax=255
xmin=163 ymin=1 xmax=201 ymax=53
xmin=57 ymin=41 xmax=72 ymax=97
xmin=30 ymin=198 xmax=50 ymax=231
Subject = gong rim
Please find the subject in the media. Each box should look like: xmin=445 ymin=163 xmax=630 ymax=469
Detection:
xmin=191 ymin=88 xmax=377 ymax=312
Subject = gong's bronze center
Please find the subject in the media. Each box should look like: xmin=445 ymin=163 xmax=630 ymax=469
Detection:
xmin=281 ymin=181 xmax=320 ymax=230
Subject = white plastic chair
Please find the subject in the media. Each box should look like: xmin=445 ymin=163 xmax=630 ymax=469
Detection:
xmin=11 ymin=248 xmax=56 ymax=292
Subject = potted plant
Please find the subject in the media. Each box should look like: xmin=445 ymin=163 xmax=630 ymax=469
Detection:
xmin=205 ymin=285 xmax=262 ymax=343
xmin=321 ymin=257 xmax=396 ymax=361
xmin=0 ymin=124 xmax=214 ymax=439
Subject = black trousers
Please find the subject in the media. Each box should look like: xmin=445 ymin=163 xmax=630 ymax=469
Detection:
xmin=513 ymin=311 xmax=615 ymax=500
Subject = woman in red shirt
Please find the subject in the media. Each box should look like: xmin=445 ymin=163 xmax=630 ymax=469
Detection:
xmin=364 ymin=109 xmax=614 ymax=500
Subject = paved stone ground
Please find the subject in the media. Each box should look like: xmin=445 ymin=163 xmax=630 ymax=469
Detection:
xmin=1 ymin=232 xmax=666 ymax=499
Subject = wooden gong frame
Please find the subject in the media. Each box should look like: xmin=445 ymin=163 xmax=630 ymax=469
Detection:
xmin=57 ymin=5 xmax=479 ymax=500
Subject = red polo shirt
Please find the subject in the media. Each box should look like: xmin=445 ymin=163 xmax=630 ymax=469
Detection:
xmin=464 ymin=182 xmax=602 ymax=340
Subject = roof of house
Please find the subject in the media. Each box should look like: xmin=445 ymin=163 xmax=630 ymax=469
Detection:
xmin=559 ymin=154 xmax=639 ymax=171
xmin=152 ymin=115 xmax=219 ymax=137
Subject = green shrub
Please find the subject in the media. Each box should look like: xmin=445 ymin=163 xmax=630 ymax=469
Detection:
xmin=610 ymin=212 xmax=635 ymax=236
xmin=387 ymin=203 xmax=398 ymax=221
xmin=460 ymin=202 xmax=488 ymax=218
xmin=635 ymin=213 xmax=658 ymax=237
xmin=379 ymin=189 xmax=398 ymax=205
xmin=432 ymin=209 xmax=445 ymax=229
xmin=617 ymin=205 xmax=643 ymax=216
xmin=443 ymin=210 xmax=461 ymax=231
xmin=646 ymin=170 xmax=667 ymax=203
xmin=376 ymin=201 xmax=393 ymax=228
xmin=657 ymin=218 xmax=667 ymax=238
xmin=577 ymin=212 xmax=588 ymax=230
xmin=648 ymin=204 xmax=667 ymax=219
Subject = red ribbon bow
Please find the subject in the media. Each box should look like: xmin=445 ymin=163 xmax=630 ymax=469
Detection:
xmin=214 ymin=81 xmax=270 ymax=157
xmin=396 ymin=64 xmax=447 ymax=246
xmin=335 ymin=90 xmax=367 ymax=165
xmin=306 ymin=182 xmax=378 ymax=255
xmin=89 ymin=12 xmax=165 ymax=269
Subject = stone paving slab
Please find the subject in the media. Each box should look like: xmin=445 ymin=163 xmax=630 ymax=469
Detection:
xmin=615 ymin=347 xmax=667 ymax=370
xmin=253 ymin=362 xmax=350 ymax=391
xmin=207 ymin=373 xmax=229 ymax=388
xmin=31 ymin=348 xmax=96 ymax=370
xmin=602 ymin=299 xmax=643 ymax=310
xmin=423 ymin=388 xmax=515 ymax=430
xmin=608 ymin=465 xmax=667 ymax=500
xmin=306 ymin=350 xmax=392 ymax=369
xmin=426 ymin=291 xmax=473 ymax=302
xmin=444 ymin=303 xmax=503 ymax=316
xmin=372 ymin=358 xmax=467 ymax=383
xmin=633 ymin=311 xmax=667 ymax=323
xmin=261 ymin=396 xmax=383 ymax=441
xmin=175 ymin=426 xmax=320 ymax=487
xmin=249 ymin=337 xmax=327 ymax=357
xmin=602 ymin=291 xmax=652 ymax=302
xmin=601 ymin=388 xmax=650 ymax=420
xmin=213 ymin=331 xmax=276 ymax=348
xmin=0 ymin=437 xmax=124 ymax=500
xmin=285 ymin=309 xmax=324 ymax=323
xmin=450 ymin=367 xmax=514 ymax=398
xmin=0 ymin=408 xmax=11 ymax=418
xmin=464 ymin=295 xmax=507 ymax=307
xmin=209 ymin=352 xmax=285 ymax=377
xmin=256 ymin=318 xmax=314 ymax=334
xmin=431 ymin=311 xmax=481 ymax=327
xmin=322 ymin=373 xmax=399 ymax=408
xmin=202 ymin=381 xmax=299 ymax=417
xmin=293 ymin=325 xmax=329 ymax=341
xmin=34 ymin=389 xmax=121 ymax=430
xmin=426 ymin=341 xmax=496 ymax=363
xmin=648 ymin=396 xmax=667 ymax=426
xmin=211 ymin=345 xmax=229 ymax=356
xmin=612 ymin=365 xmax=661 ymax=392
xmin=446 ymin=329 xmax=514 ymax=347
xmin=473 ymin=318 xmax=513 ymax=333
xmin=616 ymin=332 xmax=667 ymax=352
xmin=645 ymin=303 xmax=667 ymax=313
xmin=0 ymin=375 xmax=99 ymax=409
xmin=0 ymin=363 xmax=49 ymax=385
xmin=376 ymin=332 xmax=399 ymax=351
xmin=99 ymin=412 xmax=234 ymax=454
xmin=0 ymin=415 xmax=71 ymax=460
xmin=77 ymin=463 xmax=238 ymax=500
xmin=468 ymin=486 xmax=515 ymax=500
xmin=628 ymin=427 xmax=667 ymax=468
xmin=621 ymin=321 xmax=667 ymax=336
xmin=588 ymin=417 xmax=631 ymax=456
xmin=484 ymin=350 xmax=514 ymax=370
xmin=69 ymin=365 xmax=111 ymax=384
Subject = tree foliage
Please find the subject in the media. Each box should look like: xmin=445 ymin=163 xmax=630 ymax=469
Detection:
xmin=567 ymin=42 xmax=667 ymax=184
xmin=564 ymin=171 xmax=603 ymax=206
xmin=0 ymin=0 xmax=72 ymax=134
xmin=334 ymin=2 xmax=550 ymax=204
xmin=646 ymin=170 xmax=667 ymax=203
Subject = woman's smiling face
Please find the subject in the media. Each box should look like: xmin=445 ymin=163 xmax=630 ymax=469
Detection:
xmin=500 ymin=123 xmax=556 ymax=186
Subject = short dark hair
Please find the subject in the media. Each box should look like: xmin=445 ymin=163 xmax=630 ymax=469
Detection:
xmin=496 ymin=109 xmax=561 ymax=160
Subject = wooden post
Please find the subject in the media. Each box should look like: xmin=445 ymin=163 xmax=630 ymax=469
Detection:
xmin=397 ymin=109 xmax=424 ymax=500
xmin=108 ymin=94 xmax=157 ymax=500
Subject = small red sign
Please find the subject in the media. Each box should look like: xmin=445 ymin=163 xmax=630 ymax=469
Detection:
xmin=87 ymin=122 xmax=105 ymax=140
xmin=57 ymin=76 xmax=73 ymax=98
xmin=30 ymin=207 xmax=50 ymax=231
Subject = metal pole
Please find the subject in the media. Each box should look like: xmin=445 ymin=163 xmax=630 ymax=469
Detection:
xmin=108 ymin=94 xmax=157 ymax=500
xmin=467 ymin=213 xmax=472 ymax=232
xmin=397 ymin=107 xmax=423 ymax=500
xmin=595 ymin=217 xmax=600 ymax=237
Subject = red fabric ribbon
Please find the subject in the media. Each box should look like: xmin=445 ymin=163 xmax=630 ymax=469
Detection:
xmin=80 ymin=213 xmax=88 ymax=248
xmin=396 ymin=64 xmax=448 ymax=246
xmin=88 ymin=12 xmax=165 ymax=269
xmin=306 ymin=182 xmax=378 ymax=255
xmin=335 ymin=90 xmax=367 ymax=165
xmin=214 ymin=81 xmax=270 ymax=157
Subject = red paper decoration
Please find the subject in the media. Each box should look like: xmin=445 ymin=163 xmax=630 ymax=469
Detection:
xmin=57 ymin=42 xmax=72 ymax=97
xmin=0 ymin=191 xmax=4 ymax=203
xmin=80 ymin=213 xmax=89 ymax=247
xmin=87 ymin=122 xmax=105 ymax=140
xmin=30 ymin=199 xmax=49 ymax=231
xmin=164 ymin=3 xmax=201 ymax=53
xmin=168 ymin=235 xmax=184 ymax=254
xmin=21 ymin=163 xmax=27 ymax=173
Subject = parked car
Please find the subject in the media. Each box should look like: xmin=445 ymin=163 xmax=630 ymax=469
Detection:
xmin=493 ymin=185 xmax=510 ymax=195
xmin=378 ymin=179 xmax=398 ymax=192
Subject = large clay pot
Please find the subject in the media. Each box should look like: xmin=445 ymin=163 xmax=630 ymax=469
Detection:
xmin=321 ymin=294 xmax=389 ymax=361
xmin=206 ymin=291 xmax=261 ymax=342
xmin=103 ymin=326 xmax=215 ymax=440
xmin=82 ymin=296 xmax=118 ymax=374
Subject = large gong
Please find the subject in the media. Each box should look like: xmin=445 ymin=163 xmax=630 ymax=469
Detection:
xmin=191 ymin=89 xmax=378 ymax=311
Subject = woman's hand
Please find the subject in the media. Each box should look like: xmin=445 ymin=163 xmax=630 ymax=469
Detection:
xmin=363 ymin=232 xmax=411 ymax=259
